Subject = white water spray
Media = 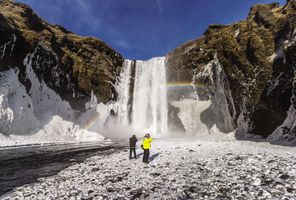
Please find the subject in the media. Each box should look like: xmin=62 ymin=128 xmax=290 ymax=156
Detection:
xmin=116 ymin=59 xmax=133 ymax=125
xmin=132 ymin=57 xmax=168 ymax=136
xmin=116 ymin=57 xmax=169 ymax=137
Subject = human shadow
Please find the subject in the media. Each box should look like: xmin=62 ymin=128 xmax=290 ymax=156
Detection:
xmin=149 ymin=153 xmax=160 ymax=162
xmin=137 ymin=152 xmax=143 ymax=158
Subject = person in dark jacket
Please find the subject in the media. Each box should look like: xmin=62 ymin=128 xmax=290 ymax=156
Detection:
xmin=129 ymin=135 xmax=137 ymax=159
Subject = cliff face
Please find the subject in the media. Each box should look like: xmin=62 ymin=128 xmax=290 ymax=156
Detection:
xmin=0 ymin=0 xmax=123 ymax=110
xmin=167 ymin=0 xmax=296 ymax=141
xmin=1 ymin=0 xmax=296 ymax=143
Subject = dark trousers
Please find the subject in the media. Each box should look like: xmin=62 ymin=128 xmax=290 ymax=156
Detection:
xmin=130 ymin=148 xmax=136 ymax=159
xmin=143 ymin=149 xmax=149 ymax=163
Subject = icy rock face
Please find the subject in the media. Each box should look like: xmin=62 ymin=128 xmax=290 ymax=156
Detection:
xmin=193 ymin=55 xmax=236 ymax=133
xmin=0 ymin=0 xmax=121 ymax=144
xmin=0 ymin=68 xmax=81 ymax=144
xmin=0 ymin=0 xmax=123 ymax=109
xmin=0 ymin=69 xmax=40 ymax=135
xmin=23 ymin=50 xmax=75 ymax=122
xmin=0 ymin=47 xmax=106 ymax=145
xmin=268 ymin=19 xmax=296 ymax=143
xmin=167 ymin=1 xmax=296 ymax=142
xmin=170 ymin=99 xmax=211 ymax=135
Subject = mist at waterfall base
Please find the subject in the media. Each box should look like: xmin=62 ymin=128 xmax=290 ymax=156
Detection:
xmin=86 ymin=57 xmax=233 ymax=140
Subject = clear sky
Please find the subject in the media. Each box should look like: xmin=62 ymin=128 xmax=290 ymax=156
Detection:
xmin=17 ymin=0 xmax=286 ymax=60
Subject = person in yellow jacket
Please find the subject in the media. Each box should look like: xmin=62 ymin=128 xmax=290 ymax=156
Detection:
xmin=142 ymin=133 xmax=152 ymax=163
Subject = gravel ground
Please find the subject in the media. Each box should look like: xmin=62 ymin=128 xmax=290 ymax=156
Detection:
xmin=3 ymin=137 xmax=296 ymax=200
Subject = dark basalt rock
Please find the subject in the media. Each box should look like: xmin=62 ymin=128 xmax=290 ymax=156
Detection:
xmin=0 ymin=0 xmax=123 ymax=111
xmin=167 ymin=0 xmax=296 ymax=140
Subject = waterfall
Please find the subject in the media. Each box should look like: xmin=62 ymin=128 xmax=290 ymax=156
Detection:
xmin=107 ymin=56 xmax=236 ymax=138
xmin=116 ymin=59 xmax=133 ymax=125
xmin=116 ymin=57 xmax=169 ymax=137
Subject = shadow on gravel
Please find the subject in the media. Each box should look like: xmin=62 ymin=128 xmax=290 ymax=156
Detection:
xmin=137 ymin=152 xmax=143 ymax=158
xmin=149 ymin=153 xmax=160 ymax=162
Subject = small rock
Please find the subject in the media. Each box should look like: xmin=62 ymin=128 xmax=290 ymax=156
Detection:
xmin=150 ymin=172 xmax=161 ymax=177
xmin=234 ymin=156 xmax=244 ymax=160
xmin=286 ymin=187 xmax=294 ymax=193
xmin=253 ymin=178 xmax=261 ymax=186
xmin=106 ymin=186 xmax=115 ymax=192
xmin=130 ymin=188 xmax=143 ymax=197
xmin=280 ymin=174 xmax=290 ymax=180
xmin=116 ymin=194 xmax=125 ymax=199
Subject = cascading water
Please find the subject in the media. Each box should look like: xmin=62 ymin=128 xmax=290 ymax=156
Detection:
xmin=132 ymin=57 xmax=168 ymax=135
xmin=116 ymin=57 xmax=169 ymax=137
xmin=116 ymin=59 xmax=133 ymax=125
xmin=111 ymin=56 xmax=235 ymax=138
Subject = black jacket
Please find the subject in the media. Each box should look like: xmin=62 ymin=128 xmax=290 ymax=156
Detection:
xmin=129 ymin=136 xmax=137 ymax=148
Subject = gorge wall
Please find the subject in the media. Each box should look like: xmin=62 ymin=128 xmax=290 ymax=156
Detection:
xmin=0 ymin=0 xmax=122 ymax=144
xmin=167 ymin=0 xmax=296 ymax=142
xmin=0 ymin=0 xmax=296 ymax=144
xmin=0 ymin=0 xmax=123 ymax=108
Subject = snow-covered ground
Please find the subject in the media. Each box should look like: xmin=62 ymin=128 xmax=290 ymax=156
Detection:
xmin=3 ymin=135 xmax=296 ymax=200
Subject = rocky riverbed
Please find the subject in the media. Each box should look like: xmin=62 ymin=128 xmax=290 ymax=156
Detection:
xmin=3 ymin=137 xmax=296 ymax=200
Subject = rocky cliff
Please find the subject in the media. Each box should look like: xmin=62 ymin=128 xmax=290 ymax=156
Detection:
xmin=0 ymin=0 xmax=123 ymax=143
xmin=0 ymin=0 xmax=123 ymax=110
xmin=167 ymin=0 xmax=296 ymax=142
xmin=1 ymin=0 xmax=296 ymax=144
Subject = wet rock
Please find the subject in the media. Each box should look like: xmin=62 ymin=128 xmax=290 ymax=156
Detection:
xmin=280 ymin=174 xmax=290 ymax=180
xmin=150 ymin=172 xmax=161 ymax=177
xmin=130 ymin=188 xmax=143 ymax=198
xmin=106 ymin=186 xmax=115 ymax=192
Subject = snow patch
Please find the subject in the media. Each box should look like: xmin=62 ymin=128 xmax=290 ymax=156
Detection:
xmin=268 ymin=106 xmax=296 ymax=143
xmin=0 ymin=34 xmax=17 ymax=59
xmin=268 ymin=44 xmax=286 ymax=63
xmin=267 ymin=72 xmax=284 ymax=96
xmin=234 ymin=28 xmax=240 ymax=38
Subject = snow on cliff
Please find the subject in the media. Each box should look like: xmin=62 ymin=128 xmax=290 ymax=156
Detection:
xmin=0 ymin=51 xmax=105 ymax=146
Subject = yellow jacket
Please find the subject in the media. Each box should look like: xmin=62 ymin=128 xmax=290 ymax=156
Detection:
xmin=142 ymin=137 xmax=153 ymax=149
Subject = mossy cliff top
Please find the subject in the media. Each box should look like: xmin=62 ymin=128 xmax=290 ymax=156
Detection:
xmin=167 ymin=0 xmax=296 ymax=138
xmin=0 ymin=0 xmax=123 ymax=108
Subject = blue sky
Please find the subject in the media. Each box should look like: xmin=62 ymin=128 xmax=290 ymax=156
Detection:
xmin=18 ymin=0 xmax=285 ymax=60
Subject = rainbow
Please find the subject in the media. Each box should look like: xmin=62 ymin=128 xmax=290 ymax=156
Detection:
xmin=166 ymin=81 xmax=206 ymax=88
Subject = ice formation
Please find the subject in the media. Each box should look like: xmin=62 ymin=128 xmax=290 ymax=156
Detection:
xmin=192 ymin=55 xmax=236 ymax=133
xmin=171 ymin=99 xmax=211 ymax=135
xmin=0 ymin=47 xmax=105 ymax=146
xmin=0 ymin=69 xmax=40 ymax=135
